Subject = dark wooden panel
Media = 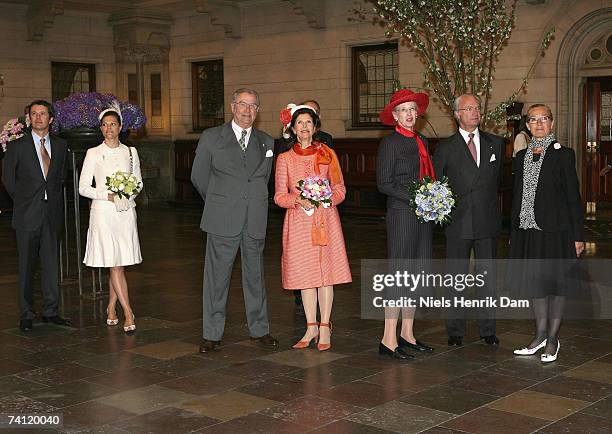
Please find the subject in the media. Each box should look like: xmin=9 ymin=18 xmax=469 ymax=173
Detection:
xmin=174 ymin=139 xmax=200 ymax=202
xmin=0 ymin=160 xmax=12 ymax=212
xmin=173 ymin=135 xmax=512 ymax=217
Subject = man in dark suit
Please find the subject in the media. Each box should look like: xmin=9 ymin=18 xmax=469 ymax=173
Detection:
xmin=2 ymin=100 xmax=69 ymax=332
xmin=191 ymin=88 xmax=278 ymax=352
xmin=433 ymin=94 xmax=504 ymax=346
xmin=301 ymin=100 xmax=334 ymax=148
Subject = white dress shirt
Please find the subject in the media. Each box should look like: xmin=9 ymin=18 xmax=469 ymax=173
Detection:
xmin=231 ymin=120 xmax=252 ymax=149
xmin=32 ymin=131 xmax=51 ymax=178
xmin=458 ymin=127 xmax=481 ymax=167
xmin=32 ymin=131 xmax=51 ymax=199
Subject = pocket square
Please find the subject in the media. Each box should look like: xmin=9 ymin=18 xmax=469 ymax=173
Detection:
xmin=489 ymin=154 xmax=496 ymax=162
xmin=265 ymin=149 xmax=273 ymax=157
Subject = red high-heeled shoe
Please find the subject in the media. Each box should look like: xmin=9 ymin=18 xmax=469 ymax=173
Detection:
xmin=292 ymin=322 xmax=318 ymax=349
xmin=317 ymin=322 xmax=332 ymax=351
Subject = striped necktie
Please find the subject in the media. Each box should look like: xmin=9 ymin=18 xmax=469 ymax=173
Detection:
xmin=239 ymin=129 xmax=247 ymax=152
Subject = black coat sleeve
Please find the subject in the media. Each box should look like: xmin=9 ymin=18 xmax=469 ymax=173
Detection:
xmin=376 ymin=137 xmax=412 ymax=203
xmin=560 ymin=148 xmax=584 ymax=241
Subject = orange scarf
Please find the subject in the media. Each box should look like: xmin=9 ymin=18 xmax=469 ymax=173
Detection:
xmin=293 ymin=141 xmax=341 ymax=246
xmin=292 ymin=141 xmax=342 ymax=185
xmin=395 ymin=125 xmax=436 ymax=180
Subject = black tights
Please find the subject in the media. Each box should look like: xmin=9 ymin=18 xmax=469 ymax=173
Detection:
xmin=529 ymin=295 xmax=564 ymax=354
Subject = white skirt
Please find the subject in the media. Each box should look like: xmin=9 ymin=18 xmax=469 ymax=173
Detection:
xmin=83 ymin=205 xmax=142 ymax=267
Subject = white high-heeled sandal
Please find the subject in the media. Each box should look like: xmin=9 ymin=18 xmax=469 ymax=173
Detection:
xmin=123 ymin=314 xmax=136 ymax=333
xmin=106 ymin=308 xmax=118 ymax=326
xmin=513 ymin=339 xmax=547 ymax=355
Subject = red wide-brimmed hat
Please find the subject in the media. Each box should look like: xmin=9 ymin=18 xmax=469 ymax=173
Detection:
xmin=379 ymin=89 xmax=429 ymax=125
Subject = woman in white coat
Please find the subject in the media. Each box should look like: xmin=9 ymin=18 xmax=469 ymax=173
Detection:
xmin=79 ymin=108 xmax=142 ymax=333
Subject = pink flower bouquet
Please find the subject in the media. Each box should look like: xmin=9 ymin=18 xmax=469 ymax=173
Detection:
xmin=297 ymin=176 xmax=332 ymax=214
xmin=0 ymin=116 xmax=29 ymax=153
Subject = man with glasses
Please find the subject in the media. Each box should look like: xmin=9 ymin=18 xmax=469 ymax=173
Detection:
xmin=433 ymin=93 xmax=505 ymax=347
xmin=191 ymin=88 xmax=278 ymax=352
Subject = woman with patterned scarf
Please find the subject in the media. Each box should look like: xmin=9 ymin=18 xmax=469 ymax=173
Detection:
xmin=510 ymin=104 xmax=585 ymax=363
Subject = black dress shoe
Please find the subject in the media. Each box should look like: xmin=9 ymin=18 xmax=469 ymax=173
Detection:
xmin=41 ymin=315 xmax=71 ymax=326
xmin=448 ymin=336 xmax=463 ymax=346
xmin=19 ymin=319 xmax=33 ymax=332
xmin=250 ymin=334 xmax=279 ymax=348
xmin=294 ymin=291 xmax=303 ymax=307
xmin=378 ymin=342 xmax=414 ymax=360
xmin=481 ymin=335 xmax=499 ymax=345
xmin=399 ymin=336 xmax=434 ymax=352
xmin=199 ymin=339 xmax=220 ymax=353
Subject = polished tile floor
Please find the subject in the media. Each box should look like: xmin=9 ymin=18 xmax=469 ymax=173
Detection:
xmin=0 ymin=204 xmax=611 ymax=433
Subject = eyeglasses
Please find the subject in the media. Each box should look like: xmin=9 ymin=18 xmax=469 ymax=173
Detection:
xmin=394 ymin=107 xmax=418 ymax=114
xmin=457 ymin=106 xmax=481 ymax=113
xmin=234 ymin=101 xmax=259 ymax=111
xmin=527 ymin=116 xmax=551 ymax=124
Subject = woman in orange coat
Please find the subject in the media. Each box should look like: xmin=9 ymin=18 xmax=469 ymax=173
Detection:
xmin=274 ymin=104 xmax=352 ymax=351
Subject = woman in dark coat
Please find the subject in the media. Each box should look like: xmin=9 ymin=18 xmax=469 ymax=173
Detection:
xmin=376 ymin=89 xmax=435 ymax=360
xmin=510 ymin=103 xmax=585 ymax=363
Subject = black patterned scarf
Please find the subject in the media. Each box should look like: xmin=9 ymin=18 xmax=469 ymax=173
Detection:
xmin=519 ymin=133 xmax=556 ymax=230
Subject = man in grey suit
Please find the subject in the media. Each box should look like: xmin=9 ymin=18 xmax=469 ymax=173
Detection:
xmin=433 ymin=94 xmax=504 ymax=347
xmin=191 ymin=88 xmax=278 ymax=352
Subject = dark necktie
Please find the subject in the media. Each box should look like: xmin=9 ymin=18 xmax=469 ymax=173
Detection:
xmin=239 ymin=129 xmax=247 ymax=152
xmin=467 ymin=133 xmax=477 ymax=163
xmin=40 ymin=138 xmax=50 ymax=178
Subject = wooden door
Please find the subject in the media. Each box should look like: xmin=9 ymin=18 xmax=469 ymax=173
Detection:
xmin=583 ymin=77 xmax=612 ymax=208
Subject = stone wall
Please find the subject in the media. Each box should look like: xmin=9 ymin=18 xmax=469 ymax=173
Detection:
xmin=0 ymin=0 xmax=610 ymax=201
xmin=0 ymin=1 xmax=610 ymax=140
xmin=0 ymin=4 xmax=115 ymax=120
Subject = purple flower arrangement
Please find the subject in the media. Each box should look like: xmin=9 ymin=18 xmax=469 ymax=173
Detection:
xmin=51 ymin=92 xmax=146 ymax=133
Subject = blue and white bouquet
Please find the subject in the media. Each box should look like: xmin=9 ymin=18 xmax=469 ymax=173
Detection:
xmin=408 ymin=176 xmax=455 ymax=225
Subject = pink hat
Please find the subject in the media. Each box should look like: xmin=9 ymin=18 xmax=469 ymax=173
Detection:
xmin=379 ymin=89 xmax=429 ymax=125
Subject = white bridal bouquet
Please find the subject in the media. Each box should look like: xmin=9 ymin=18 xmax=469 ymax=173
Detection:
xmin=105 ymin=171 xmax=142 ymax=212
xmin=408 ymin=176 xmax=455 ymax=225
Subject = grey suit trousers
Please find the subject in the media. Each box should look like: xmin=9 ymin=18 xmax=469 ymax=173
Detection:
xmin=202 ymin=228 xmax=270 ymax=341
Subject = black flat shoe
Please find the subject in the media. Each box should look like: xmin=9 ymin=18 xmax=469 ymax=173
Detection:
xmin=481 ymin=335 xmax=499 ymax=345
xmin=41 ymin=315 xmax=71 ymax=326
xmin=399 ymin=336 xmax=434 ymax=352
xmin=448 ymin=336 xmax=463 ymax=346
xmin=378 ymin=342 xmax=414 ymax=360
xmin=199 ymin=339 xmax=221 ymax=353
xmin=19 ymin=319 xmax=33 ymax=332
